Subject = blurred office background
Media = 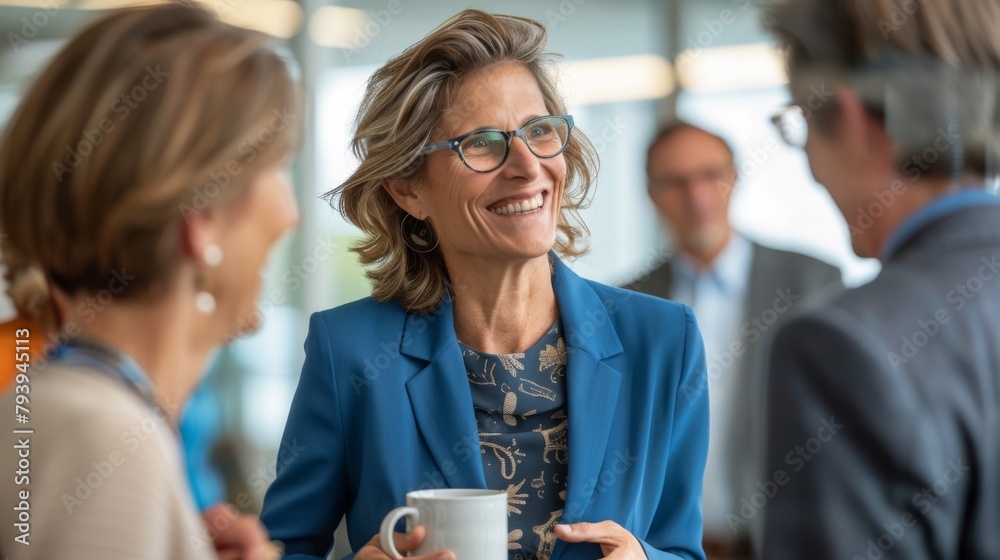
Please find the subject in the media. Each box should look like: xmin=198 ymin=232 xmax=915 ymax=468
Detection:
xmin=0 ymin=0 xmax=879 ymax=540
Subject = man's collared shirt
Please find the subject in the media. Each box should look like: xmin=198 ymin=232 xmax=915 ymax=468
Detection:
xmin=671 ymin=232 xmax=752 ymax=538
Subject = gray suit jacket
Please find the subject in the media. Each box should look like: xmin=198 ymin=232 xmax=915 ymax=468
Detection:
xmin=760 ymin=205 xmax=1000 ymax=559
xmin=627 ymin=242 xmax=843 ymax=539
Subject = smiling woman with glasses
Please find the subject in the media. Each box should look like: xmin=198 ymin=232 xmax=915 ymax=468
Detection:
xmin=261 ymin=9 xmax=709 ymax=560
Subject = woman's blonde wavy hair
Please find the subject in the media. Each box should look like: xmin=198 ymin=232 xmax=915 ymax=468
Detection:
xmin=0 ymin=2 xmax=300 ymax=330
xmin=327 ymin=9 xmax=599 ymax=315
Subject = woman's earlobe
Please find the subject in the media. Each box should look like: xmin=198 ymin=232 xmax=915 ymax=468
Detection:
xmin=382 ymin=178 xmax=424 ymax=218
xmin=178 ymin=208 xmax=218 ymax=263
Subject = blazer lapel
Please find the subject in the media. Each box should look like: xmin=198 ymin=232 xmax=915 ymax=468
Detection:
xmin=402 ymin=297 xmax=487 ymax=490
xmin=560 ymin=352 xmax=622 ymax=519
xmin=741 ymin=243 xmax=767 ymax=371
xmin=549 ymin=256 xmax=624 ymax=560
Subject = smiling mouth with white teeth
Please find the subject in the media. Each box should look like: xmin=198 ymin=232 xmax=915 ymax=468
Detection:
xmin=488 ymin=192 xmax=545 ymax=216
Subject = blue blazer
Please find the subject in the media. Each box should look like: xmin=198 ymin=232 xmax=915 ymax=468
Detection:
xmin=262 ymin=257 xmax=708 ymax=560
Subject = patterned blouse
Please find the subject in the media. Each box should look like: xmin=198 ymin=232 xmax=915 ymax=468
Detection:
xmin=460 ymin=321 xmax=569 ymax=560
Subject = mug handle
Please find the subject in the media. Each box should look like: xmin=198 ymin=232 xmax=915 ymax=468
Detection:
xmin=379 ymin=506 xmax=420 ymax=558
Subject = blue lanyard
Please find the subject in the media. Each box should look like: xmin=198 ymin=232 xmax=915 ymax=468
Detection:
xmin=50 ymin=338 xmax=168 ymax=419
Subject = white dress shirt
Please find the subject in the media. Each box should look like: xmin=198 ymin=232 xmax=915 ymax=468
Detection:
xmin=670 ymin=233 xmax=752 ymax=538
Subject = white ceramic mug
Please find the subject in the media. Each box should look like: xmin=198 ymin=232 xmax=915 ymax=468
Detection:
xmin=379 ymin=489 xmax=507 ymax=559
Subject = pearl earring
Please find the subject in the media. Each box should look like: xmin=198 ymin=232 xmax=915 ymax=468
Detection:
xmin=204 ymin=244 xmax=224 ymax=267
xmin=195 ymin=244 xmax=223 ymax=315
xmin=195 ymin=290 xmax=216 ymax=315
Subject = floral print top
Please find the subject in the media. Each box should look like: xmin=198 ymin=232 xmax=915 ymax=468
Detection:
xmin=460 ymin=321 xmax=569 ymax=560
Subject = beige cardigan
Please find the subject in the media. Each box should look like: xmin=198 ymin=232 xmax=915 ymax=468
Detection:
xmin=0 ymin=365 xmax=217 ymax=560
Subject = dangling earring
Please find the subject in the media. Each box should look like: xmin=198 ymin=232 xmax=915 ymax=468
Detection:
xmin=195 ymin=244 xmax=223 ymax=315
xmin=401 ymin=213 xmax=439 ymax=253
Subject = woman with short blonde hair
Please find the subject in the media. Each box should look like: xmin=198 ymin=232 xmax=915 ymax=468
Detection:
xmin=0 ymin=4 xmax=300 ymax=559
xmin=263 ymin=9 xmax=708 ymax=560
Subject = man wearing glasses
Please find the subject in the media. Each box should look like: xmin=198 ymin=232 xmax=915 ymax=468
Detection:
xmin=628 ymin=122 xmax=842 ymax=559
xmin=760 ymin=1 xmax=1000 ymax=558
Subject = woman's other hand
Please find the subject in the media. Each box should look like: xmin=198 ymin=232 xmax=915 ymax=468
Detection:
xmin=555 ymin=521 xmax=648 ymax=559
xmin=203 ymin=503 xmax=271 ymax=560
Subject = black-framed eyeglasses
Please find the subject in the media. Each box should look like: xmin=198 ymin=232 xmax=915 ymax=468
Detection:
xmin=771 ymin=105 xmax=808 ymax=148
xmin=420 ymin=115 xmax=575 ymax=173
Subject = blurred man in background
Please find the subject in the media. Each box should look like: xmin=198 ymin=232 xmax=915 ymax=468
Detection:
xmin=628 ymin=122 xmax=842 ymax=559
xmin=761 ymin=0 xmax=1000 ymax=558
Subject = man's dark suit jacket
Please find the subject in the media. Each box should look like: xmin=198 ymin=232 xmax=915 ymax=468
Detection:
xmin=627 ymin=241 xmax=842 ymax=540
xmin=761 ymin=205 xmax=1000 ymax=559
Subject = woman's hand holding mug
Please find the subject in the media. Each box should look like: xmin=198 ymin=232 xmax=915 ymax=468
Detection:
xmin=356 ymin=526 xmax=454 ymax=560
